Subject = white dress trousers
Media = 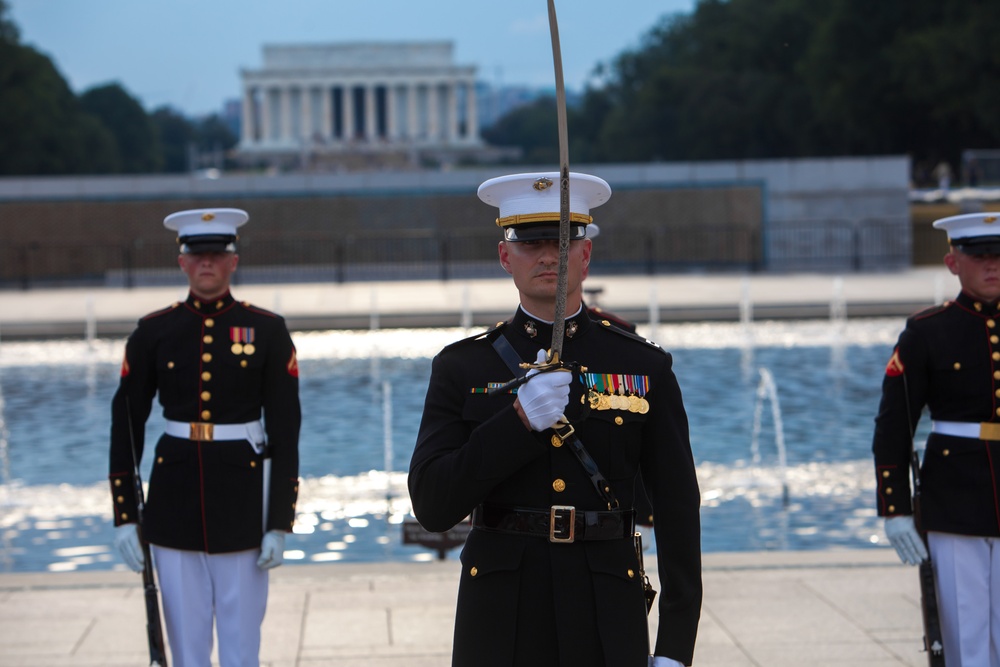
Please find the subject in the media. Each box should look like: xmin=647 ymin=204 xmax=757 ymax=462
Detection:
xmin=928 ymin=531 xmax=1000 ymax=667
xmin=151 ymin=545 xmax=269 ymax=667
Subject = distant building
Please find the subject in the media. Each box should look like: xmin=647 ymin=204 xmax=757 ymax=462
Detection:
xmin=236 ymin=41 xmax=514 ymax=170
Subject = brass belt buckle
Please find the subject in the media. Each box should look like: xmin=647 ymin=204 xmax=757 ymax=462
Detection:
xmin=981 ymin=422 xmax=1000 ymax=441
xmin=190 ymin=422 xmax=214 ymax=441
xmin=549 ymin=505 xmax=576 ymax=543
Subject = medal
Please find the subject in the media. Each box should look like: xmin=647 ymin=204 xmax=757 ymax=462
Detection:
xmin=230 ymin=326 xmax=256 ymax=356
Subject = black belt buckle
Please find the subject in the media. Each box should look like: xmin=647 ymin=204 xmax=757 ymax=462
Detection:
xmin=549 ymin=505 xmax=576 ymax=543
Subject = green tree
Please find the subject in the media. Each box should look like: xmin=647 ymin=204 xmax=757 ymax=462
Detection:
xmin=194 ymin=113 xmax=239 ymax=170
xmin=151 ymin=106 xmax=195 ymax=173
xmin=481 ymin=97 xmax=560 ymax=164
xmin=80 ymin=83 xmax=162 ymax=173
xmin=0 ymin=0 xmax=117 ymax=174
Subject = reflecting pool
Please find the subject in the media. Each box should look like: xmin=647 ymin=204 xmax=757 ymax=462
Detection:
xmin=0 ymin=318 xmax=920 ymax=572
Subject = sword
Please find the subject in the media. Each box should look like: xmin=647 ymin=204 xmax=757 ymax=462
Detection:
xmin=546 ymin=0 xmax=570 ymax=365
xmin=488 ymin=1 xmax=574 ymax=398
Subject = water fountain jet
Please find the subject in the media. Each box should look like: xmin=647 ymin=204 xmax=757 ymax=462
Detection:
xmin=751 ymin=367 xmax=789 ymax=507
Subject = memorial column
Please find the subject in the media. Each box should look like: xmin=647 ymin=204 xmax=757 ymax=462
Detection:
xmin=464 ymin=79 xmax=478 ymax=142
xmin=241 ymin=85 xmax=255 ymax=145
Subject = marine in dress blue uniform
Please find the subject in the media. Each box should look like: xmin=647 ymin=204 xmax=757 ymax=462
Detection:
xmin=874 ymin=212 xmax=1000 ymax=665
xmin=408 ymin=173 xmax=702 ymax=667
xmin=109 ymin=208 xmax=301 ymax=667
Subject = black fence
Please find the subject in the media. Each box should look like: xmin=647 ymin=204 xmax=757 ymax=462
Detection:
xmin=1 ymin=218 xmax=926 ymax=290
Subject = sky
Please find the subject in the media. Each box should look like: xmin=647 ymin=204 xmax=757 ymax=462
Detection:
xmin=7 ymin=0 xmax=695 ymax=118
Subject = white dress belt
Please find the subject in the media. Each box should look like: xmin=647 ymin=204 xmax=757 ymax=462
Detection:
xmin=932 ymin=420 xmax=1000 ymax=441
xmin=164 ymin=420 xmax=265 ymax=450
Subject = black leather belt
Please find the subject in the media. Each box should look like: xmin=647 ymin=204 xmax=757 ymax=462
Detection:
xmin=472 ymin=503 xmax=634 ymax=544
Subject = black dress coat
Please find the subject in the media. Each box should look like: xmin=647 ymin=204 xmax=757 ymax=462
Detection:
xmin=109 ymin=291 xmax=301 ymax=552
xmin=873 ymin=290 xmax=1000 ymax=537
xmin=409 ymin=306 xmax=702 ymax=666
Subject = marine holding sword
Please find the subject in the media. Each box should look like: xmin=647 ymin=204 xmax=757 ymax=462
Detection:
xmin=874 ymin=212 xmax=1000 ymax=666
xmin=109 ymin=208 xmax=301 ymax=667
xmin=408 ymin=173 xmax=702 ymax=666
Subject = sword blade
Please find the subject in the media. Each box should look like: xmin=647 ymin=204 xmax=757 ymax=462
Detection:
xmin=547 ymin=0 xmax=570 ymax=364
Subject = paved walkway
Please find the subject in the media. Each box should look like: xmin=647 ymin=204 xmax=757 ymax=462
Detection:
xmin=0 ymin=549 xmax=932 ymax=667
xmin=0 ymin=267 xmax=959 ymax=338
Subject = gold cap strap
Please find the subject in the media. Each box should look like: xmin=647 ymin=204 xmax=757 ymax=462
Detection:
xmin=496 ymin=212 xmax=592 ymax=228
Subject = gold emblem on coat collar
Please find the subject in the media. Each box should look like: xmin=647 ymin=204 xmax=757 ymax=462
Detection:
xmin=524 ymin=320 xmax=538 ymax=338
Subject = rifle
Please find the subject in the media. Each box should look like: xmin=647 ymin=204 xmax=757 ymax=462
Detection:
xmin=911 ymin=448 xmax=945 ymax=666
xmin=902 ymin=376 xmax=945 ymax=666
xmin=125 ymin=398 xmax=169 ymax=667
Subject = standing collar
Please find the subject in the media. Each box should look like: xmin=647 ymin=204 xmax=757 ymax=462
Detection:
xmin=509 ymin=305 xmax=592 ymax=343
xmin=185 ymin=290 xmax=236 ymax=313
xmin=955 ymin=290 xmax=1000 ymax=316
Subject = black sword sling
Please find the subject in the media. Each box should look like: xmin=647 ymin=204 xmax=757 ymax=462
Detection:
xmin=491 ymin=334 xmax=657 ymax=614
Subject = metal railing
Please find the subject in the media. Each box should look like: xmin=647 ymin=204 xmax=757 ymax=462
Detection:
xmin=1 ymin=218 xmax=922 ymax=290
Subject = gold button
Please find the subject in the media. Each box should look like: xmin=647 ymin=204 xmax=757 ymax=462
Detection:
xmin=215 ymin=300 xmax=224 ymax=310
xmin=157 ymin=457 xmax=163 ymax=464
xmin=120 ymin=513 xmax=129 ymax=521
xmin=989 ymin=319 xmax=996 ymax=328
xmin=887 ymin=505 xmax=895 ymax=513
xmin=615 ymin=416 xmax=624 ymax=425
xmin=943 ymin=449 xmax=950 ymax=456
xmin=202 ymin=353 xmax=212 ymax=363
xmin=976 ymin=302 xmax=984 ymax=311
xmin=995 ymin=389 xmax=1000 ymax=399
xmin=993 ymin=336 xmax=999 ymax=344
xmin=994 ymin=353 xmax=1000 ymax=362
xmin=241 ymin=360 xmax=248 ymax=368
xmin=882 ymin=470 xmax=890 ymax=478
xmin=201 ymin=410 xmax=211 ymax=420
xmin=550 ymin=435 xmax=563 ymax=448
xmin=203 ymin=335 xmax=213 ymax=344
xmin=202 ymin=371 xmax=212 ymax=381
xmin=885 ymin=487 xmax=892 ymax=495
xmin=470 ymin=567 xmax=478 ymax=577
xmin=627 ymin=569 xmax=635 ymax=578
xmin=552 ymin=479 xmax=566 ymax=492
xmin=995 ymin=371 xmax=1000 ymax=380
xmin=205 ymin=318 xmax=215 ymax=328
xmin=116 ymin=495 xmax=124 ymax=503
xmin=250 ymin=461 xmax=256 ymax=468
xmin=200 ymin=391 xmax=211 ymax=401
xmin=193 ymin=300 xmax=202 ymax=309
xmin=167 ymin=361 xmax=175 ymax=369
xmin=996 ymin=407 xmax=1000 ymax=417
xmin=114 ymin=479 xmax=122 ymax=487
xmin=955 ymin=362 xmax=962 ymax=370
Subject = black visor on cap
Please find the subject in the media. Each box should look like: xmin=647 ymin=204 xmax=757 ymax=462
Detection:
xmin=504 ymin=222 xmax=587 ymax=242
xmin=179 ymin=234 xmax=237 ymax=254
xmin=954 ymin=236 xmax=1000 ymax=256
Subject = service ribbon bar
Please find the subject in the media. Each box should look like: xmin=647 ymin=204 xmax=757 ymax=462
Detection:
xmin=230 ymin=327 xmax=255 ymax=344
xmin=583 ymin=373 xmax=650 ymax=397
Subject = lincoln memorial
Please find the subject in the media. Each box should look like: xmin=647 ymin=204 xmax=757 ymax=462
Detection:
xmin=237 ymin=42 xmax=494 ymax=169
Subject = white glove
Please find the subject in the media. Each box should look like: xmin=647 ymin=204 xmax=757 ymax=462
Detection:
xmin=884 ymin=516 xmax=928 ymax=565
xmin=516 ymin=349 xmax=572 ymax=431
xmin=257 ymin=530 xmax=286 ymax=570
xmin=114 ymin=523 xmax=145 ymax=572
xmin=649 ymin=656 xmax=685 ymax=667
